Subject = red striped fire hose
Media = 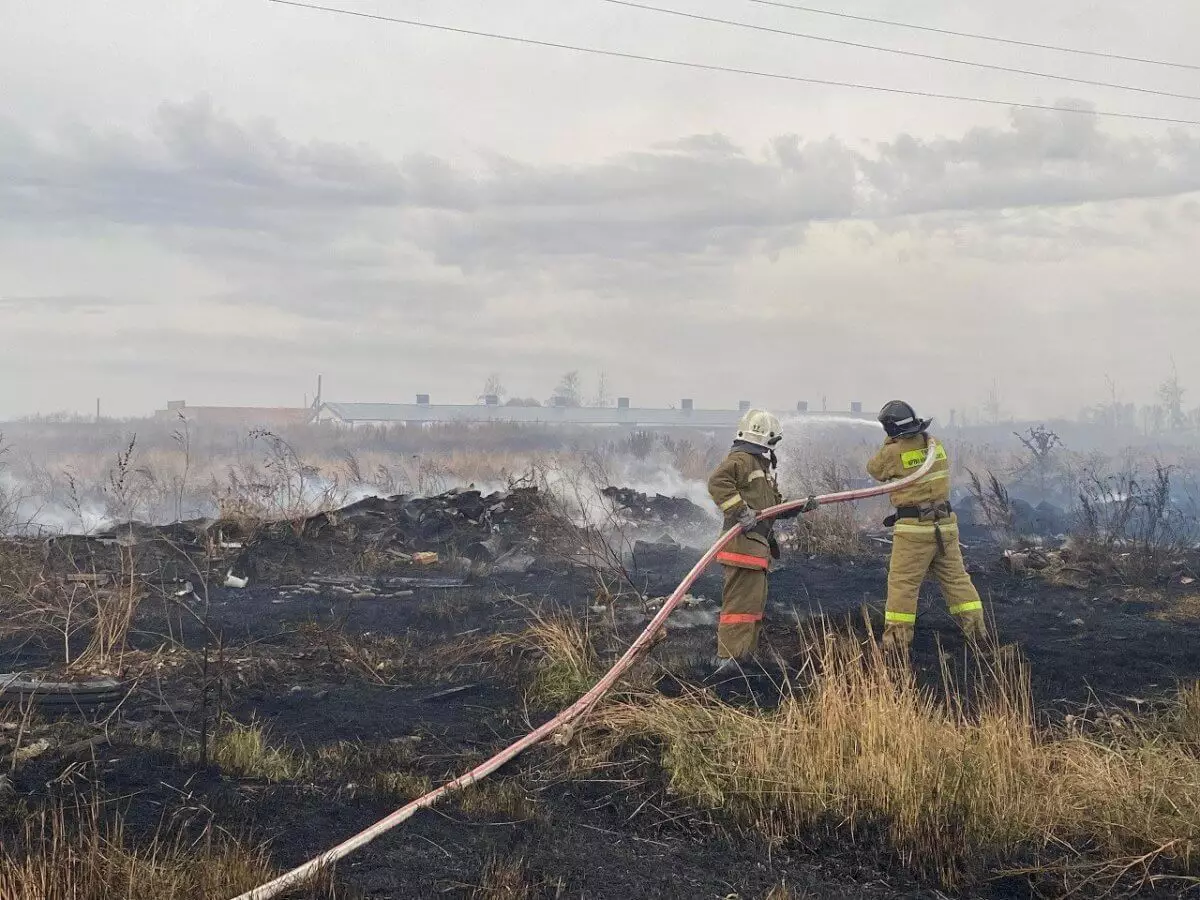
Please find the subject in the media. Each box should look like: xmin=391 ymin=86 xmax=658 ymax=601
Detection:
xmin=232 ymin=436 xmax=938 ymax=900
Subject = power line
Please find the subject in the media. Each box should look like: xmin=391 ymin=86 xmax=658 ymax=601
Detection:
xmin=734 ymin=0 xmax=1200 ymax=73
xmin=263 ymin=0 xmax=1200 ymax=127
xmin=597 ymin=0 xmax=1200 ymax=104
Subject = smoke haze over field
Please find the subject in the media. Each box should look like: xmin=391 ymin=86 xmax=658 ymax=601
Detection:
xmin=2 ymin=1 xmax=1198 ymax=420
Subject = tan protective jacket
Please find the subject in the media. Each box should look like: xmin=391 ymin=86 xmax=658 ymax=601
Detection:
xmin=866 ymin=433 xmax=951 ymax=509
xmin=707 ymin=449 xmax=782 ymax=568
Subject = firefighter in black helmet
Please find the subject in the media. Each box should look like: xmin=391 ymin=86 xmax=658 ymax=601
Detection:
xmin=867 ymin=401 xmax=987 ymax=652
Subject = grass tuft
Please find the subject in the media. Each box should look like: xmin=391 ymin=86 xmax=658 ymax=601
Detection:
xmin=0 ymin=797 xmax=346 ymax=899
xmin=210 ymin=716 xmax=301 ymax=782
xmin=470 ymin=856 xmax=532 ymax=900
xmin=488 ymin=610 xmax=604 ymax=706
xmin=457 ymin=779 xmax=536 ymax=822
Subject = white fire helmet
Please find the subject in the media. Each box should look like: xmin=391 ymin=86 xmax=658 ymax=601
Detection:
xmin=736 ymin=408 xmax=782 ymax=448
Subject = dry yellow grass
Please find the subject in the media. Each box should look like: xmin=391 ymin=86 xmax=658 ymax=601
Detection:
xmin=456 ymin=779 xmax=537 ymax=821
xmin=209 ymin=716 xmax=302 ymax=782
xmin=470 ymin=856 xmax=533 ymax=900
xmin=486 ymin=610 xmax=606 ymax=706
xmin=583 ymin=631 xmax=1200 ymax=891
xmin=0 ymin=798 xmax=344 ymax=900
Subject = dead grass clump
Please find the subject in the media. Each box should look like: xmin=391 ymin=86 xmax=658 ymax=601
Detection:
xmin=488 ymin=610 xmax=604 ymax=707
xmin=209 ymin=716 xmax=300 ymax=782
xmin=1172 ymin=681 xmax=1200 ymax=747
xmin=456 ymin=779 xmax=536 ymax=821
xmin=470 ymin=856 xmax=533 ymax=900
xmin=764 ymin=883 xmax=810 ymax=900
xmin=313 ymin=740 xmax=431 ymax=801
xmin=786 ymin=505 xmax=863 ymax=557
xmin=0 ymin=797 xmax=345 ymax=900
xmin=1151 ymin=592 xmax=1200 ymax=624
xmin=586 ymin=632 xmax=1200 ymax=891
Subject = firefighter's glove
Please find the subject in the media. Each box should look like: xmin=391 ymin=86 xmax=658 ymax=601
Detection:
xmin=736 ymin=507 xmax=758 ymax=531
xmin=777 ymin=496 xmax=819 ymax=519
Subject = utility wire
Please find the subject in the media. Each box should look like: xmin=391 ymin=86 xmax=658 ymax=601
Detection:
xmin=264 ymin=0 xmax=1200 ymax=127
xmin=597 ymin=0 xmax=1200 ymax=104
xmin=734 ymin=0 xmax=1200 ymax=74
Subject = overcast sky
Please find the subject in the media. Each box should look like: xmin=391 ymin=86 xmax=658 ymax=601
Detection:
xmin=2 ymin=0 xmax=1198 ymax=421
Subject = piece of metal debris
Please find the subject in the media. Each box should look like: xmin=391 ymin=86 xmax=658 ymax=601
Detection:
xmin=224 ymin=570 xmax=249 ymax=589
xmin=420 ymin=684 xmax=479 ymax=702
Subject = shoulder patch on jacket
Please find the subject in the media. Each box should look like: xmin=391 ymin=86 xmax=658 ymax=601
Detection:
xmin=900 ymin=444 xmax=947 ymax=469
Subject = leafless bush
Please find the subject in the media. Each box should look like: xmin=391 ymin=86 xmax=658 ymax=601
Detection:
xmin=620 ymin=430 xmax=656 ymax=461
xmin=1074 ymin=461 xmax=1191 ymax=583
xmin=966 ymin=469 xmax=1016 ymax=542
xmin=0 ymin=436 xmax=27 ymax=534
xmin=527 ymin=457 xmax=644 ymax=601
xmin=214 ymin=430 xmax=346 ymax=525
xmin=1013 ymin=424 xmax=1064 ymax=497
xmin=784 ymin=457 xmax=865 ymax=557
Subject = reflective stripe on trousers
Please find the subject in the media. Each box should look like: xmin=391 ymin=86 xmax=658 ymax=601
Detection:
xmin=716 ymin=551 xmax=769 ymax=569
xmin=720 ymin=612 xmax=763 ymax=625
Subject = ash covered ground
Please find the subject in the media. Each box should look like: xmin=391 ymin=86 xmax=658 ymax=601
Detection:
xmin=4 ymin=471 xmax=1200 ymax=899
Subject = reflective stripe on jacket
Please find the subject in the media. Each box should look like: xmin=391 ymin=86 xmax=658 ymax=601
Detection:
xmin=708 ymin=449 xmax=782 ymax=566
xmin=866 ymin=434 xmax=952 ymax=509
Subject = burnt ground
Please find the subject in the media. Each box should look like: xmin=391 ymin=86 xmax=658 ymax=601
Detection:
xmin=5 ymin=496 xmax=1200 ymax=899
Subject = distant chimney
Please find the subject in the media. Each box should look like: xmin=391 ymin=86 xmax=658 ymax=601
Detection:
xmin=796 ymin=400 xmax=809 ymax=413
xmin=738 ymin=400 xmax=751 ymax=412
xmin=484 ymin=394 xmax=499 ymax=406
xmin=850 ymin=401 xmax=863 ymax=414
xmin=617 ymin=397 xmax=630 ymax=409
xmin=681 ymin=398 xmax=694 ymax=411
xmin=416 ymin=394 xmax=430 ymax=406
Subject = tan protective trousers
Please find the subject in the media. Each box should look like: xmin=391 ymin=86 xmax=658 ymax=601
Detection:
xmin=884 ymin=516 xmax=986 ymax=651
xmin=717 ymin=565 xmax=768 ymax=661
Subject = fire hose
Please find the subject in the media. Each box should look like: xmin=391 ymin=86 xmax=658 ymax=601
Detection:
xmin=232 ymin=436 xmax=937 ymax=900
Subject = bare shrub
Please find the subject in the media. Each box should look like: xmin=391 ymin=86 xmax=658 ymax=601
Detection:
xmin=966 ymin=469 xmax=1016 ymax=542
xmin=214 ymin=430 xmax=346 ymax=526
xmin=1074 ymin=461 xmax=1191 ymax=584
xmin=621 ymin=430 xmax=656 ymax=461
xmin=783 ymin=457 xmax=864 ymax=557
xmin=528 ymin=457 xmax=644 ymax=601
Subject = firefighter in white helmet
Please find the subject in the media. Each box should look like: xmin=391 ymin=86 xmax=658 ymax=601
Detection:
xmin=706 ymin=408 xmax=817 ymax=669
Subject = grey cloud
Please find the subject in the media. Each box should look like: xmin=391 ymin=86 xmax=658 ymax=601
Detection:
xmin=863 ymin=101 xmax=1200 ymax=216
xmin=0 ymin=96 xmax=409 ymax=232
xmin=0 ymin=294 xmax=122 ymax=314
xmin=4 ymin=97 xmax=1200 ymax=323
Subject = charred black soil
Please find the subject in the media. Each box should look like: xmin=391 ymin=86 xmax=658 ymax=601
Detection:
xmin=4 ymin=490 xmax=1200 ymax=899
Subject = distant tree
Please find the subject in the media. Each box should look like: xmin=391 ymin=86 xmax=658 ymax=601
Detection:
xmin=1015 ymin=425 xmax=1063 ymax=497
xmin=548 ymin=371 xmax=583 ymax=408
xmin=1083 ymin=375 xmax=1136 ymax=430
xmin=1159 ymin=362 xmax=1186 ymax=432
xmin=480 ymin=373 xmax=507 ymax=404
xmin=982 ymin=380 xmax=1003 ymax=425
xmin=505 ymin=397 xmax=542 ymax=407
xmin=590 ymin=371 xmax=611 ymax=408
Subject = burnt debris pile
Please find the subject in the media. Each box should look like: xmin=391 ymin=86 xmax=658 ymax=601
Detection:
xmin=39 ymin=487 xmax=552 ymax=587
xmin=600 ymin=486 xmax=710 ymax=526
